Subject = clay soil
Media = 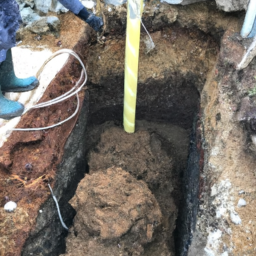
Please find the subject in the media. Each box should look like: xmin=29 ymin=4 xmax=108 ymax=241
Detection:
xmin=61 ymin=121 xmax=190 ymax=256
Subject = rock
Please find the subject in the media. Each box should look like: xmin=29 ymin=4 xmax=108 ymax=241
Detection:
xmin=63 ymin=167 xmax=162 ymax=255
xmin=237 ymin=198 xmax=247 ymax=207
xmin=20 ymin=7 xmax=41 ymax=25
xmin=26 ymin=16 xmax=60 ymax=34
xmin=34 ymin=0 xmax=68 ymax=13
xmin=230 ymin=211 xmax=242 ymax=225
xmin=47 ymin=16 xmax=61 ymax=31
xmin=50 ymin=0 xmax=69 ymax=13
xmin=16 ymin=0 xmax=35 ymax=9
xmin=24 ymin=0 xmax=35 ymax=8
xmin=34 ymin=0 xmax=52 ymax=13
xmin=215 ymin=0 xmax=249 ymax=12
xmin=4 ymin=201 xmax=17 ymax=212
xmin=16 ymin=1 xmax=26 ymax=11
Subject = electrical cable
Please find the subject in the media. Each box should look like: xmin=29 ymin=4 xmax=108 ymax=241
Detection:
xmin=10 ymin=49 xmax=87 ymax=131
xmin=48 ymin=183 xmax=69 ymax=230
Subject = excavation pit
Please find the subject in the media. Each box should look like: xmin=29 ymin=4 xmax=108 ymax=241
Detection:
xmin=58 ymin=25 xmax=218 ymax=256
xmin=0 ymin=12 xmax=220 ymax=256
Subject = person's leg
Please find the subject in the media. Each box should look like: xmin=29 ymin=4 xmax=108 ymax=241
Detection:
xmin=58 ymin=0 xmax=103 ymax=32
xmin=58 ymin=0 xmax=84 ymax=14
xmin=0 ymin=49 xmax=39 ymax=92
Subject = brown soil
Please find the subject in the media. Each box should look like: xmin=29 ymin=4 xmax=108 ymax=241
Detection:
xmin=87 ymin=26 xmax=218 ymax=89
xmin=18 ymin=12 xmax=91 ymax=52
xmin=0 ymin=13 xmax=92 ymax=256
xmin=197 ymin=30 xmax=256 ymax=255
xmin=61 ymin=121 xmax=190 ymax=256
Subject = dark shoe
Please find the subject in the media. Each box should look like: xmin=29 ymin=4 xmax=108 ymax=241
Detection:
xmin=76 ymin=7 xmax=103 ymax=32
xmin=0 ymin=91 xmax=24 ymax=119
xmin=0 ymin=49 xmax=39 ymax=92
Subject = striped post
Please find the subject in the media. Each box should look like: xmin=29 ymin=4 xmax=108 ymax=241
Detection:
xmin=123 ymin=0 xmax=143 ymax=133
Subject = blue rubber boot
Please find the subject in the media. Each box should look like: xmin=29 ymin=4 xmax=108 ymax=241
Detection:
xmin=0 ymin=50 xmax=39 ymax=92
xmin=0 ymin=90 xmax=24 ymax=119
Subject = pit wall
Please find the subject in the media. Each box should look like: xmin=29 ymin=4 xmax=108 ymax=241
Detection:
xmin=188 ymin=30 xmax=256 ymax=255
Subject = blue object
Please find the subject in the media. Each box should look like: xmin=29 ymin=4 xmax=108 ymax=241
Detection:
xmin=0 ymin=90 xmax=24 ymax=119
xmin=0 ymin=50 xmax=39 ymax=92
xmin=248 ymin=16 xmax=256 ymax=38
xmin=241 ymin=0 xmax=256 ymax=38
xmin=76 ymin=8 xmax=104 ymax=32
xmin=58 ymin=1 xmax=104 ymax=32
xmin=0 ymin=0 xmax=22 ymax=63
xmin=58 ymin=0 xmax=85 ymax=14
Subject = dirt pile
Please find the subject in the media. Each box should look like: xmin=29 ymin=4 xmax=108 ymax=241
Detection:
xmin=61 ymin=122 xmax=189 ymax=256
xmin=62 ymin=166 xmax=162 ymax=256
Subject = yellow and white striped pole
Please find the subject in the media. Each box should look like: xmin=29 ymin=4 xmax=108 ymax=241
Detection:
xmin=123 ymin=0 xmax=143 ymax=133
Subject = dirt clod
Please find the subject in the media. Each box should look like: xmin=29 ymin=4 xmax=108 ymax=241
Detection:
xmin=64 ymin=166 xmax=162 ymax=256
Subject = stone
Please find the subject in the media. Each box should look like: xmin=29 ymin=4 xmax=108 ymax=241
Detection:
xmin=4 ymin=201 xmax=17 ymax=212
xmin=230 ymin=211 xmax=242 ymax=225
xmin=215 ymin=0 xmax=249 ymax=12
xmin=26 ymin=16 xmax=60 ymax=34
xmin=24 ymin=0 xmax=35 ymax=8
xmin=34 ymin=0 xmax=68 ymax=13
xmin=34 ymin=0 xmax=52 ymax=13
xmin=237 ymin=198 xmax=247 ymax=207
xmin=20 ymin=7 xmax=41 ymax=25
xmin=50 ymin=0 xmax=69 ymax=13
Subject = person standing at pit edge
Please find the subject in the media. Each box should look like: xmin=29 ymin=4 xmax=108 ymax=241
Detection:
xmin=0 ymin=0 xmax=103 ymax=120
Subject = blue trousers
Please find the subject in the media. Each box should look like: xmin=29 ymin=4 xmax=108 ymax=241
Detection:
xmin=0 ymin=0 xmax=22 ymax=63
xmin=58 ymin=0 xmax=84 ymax=14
